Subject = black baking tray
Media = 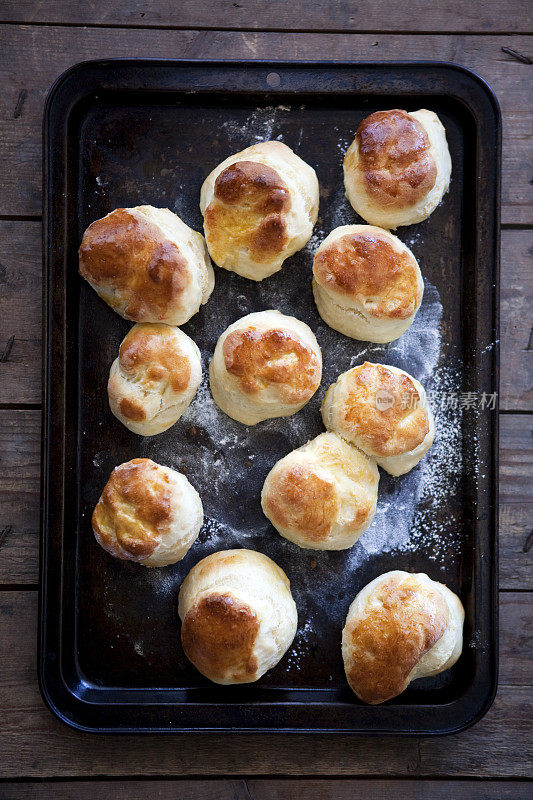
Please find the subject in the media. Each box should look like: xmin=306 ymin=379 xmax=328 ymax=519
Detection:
xmin=40 ymin=60 xmax=500 ymax=734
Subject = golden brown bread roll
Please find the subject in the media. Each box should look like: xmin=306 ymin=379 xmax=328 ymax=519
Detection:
xmin=343 ymin=109 xmax=451 ymax=229
xmin=209 ymin=310 xmax=322 ymax=425
xmin=200 ymin=141 xmax=319 ymax=280
xmin=92 ymin=458 xmax=203 ymax=567
xmin=178 ymin=549 xmax=298 ymax=684
xmin=79 ymin=205 xmax=214 ymax=324
xmin=321 ymin=361 xmax=434 ymax=476
xmin=342 ymin=571 xmax=464 ymax=704
xmin=312 ymin=224 xmax=423 ymax=343
xmin=261 ymin=432 xmax=379 ymax=550
xmin=108 ymin=323 xmax=202 ymax=436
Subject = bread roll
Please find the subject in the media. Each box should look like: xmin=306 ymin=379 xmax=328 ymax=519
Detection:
xmin=261 ymin=432 xmax=379 ymax=550
xmin=343 ymin=109 xmax=451 ymax=229
xmin=321 ymin=361 xmax=434 ymax=476
xmin=108 ymin=323 xmax=202 ymax=436
xmin=200 ymin=141 xmax=319 ymax=280
xmin=79 ymin=205 xmax=214 ymax=324
xmin=342 ymin=570 xmax=464 ymax=704
xmin=209 ymin=310 xmax=322 ymax=425
xmin=178 ymin=549 xmax=298 ymax=684
xmin=312 ymin=224 xmax=423 ymax=342
xmin=92 ymin=458 xmax=203 ymax=567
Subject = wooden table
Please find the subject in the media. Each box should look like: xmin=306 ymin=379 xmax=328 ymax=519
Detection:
xmin=0 ymin=3 xmax=531 ymax=797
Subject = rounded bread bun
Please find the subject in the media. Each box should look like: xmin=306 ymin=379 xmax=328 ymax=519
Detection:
xmin=79 ymin=205 xmax=215 ymax=324
xmin=261 ymin=432 xmax=379 ymax=550
xmin=92 ymin=458 xmax=203 ymax=567
xmin=200 ymin=141 xmax=319 ymax=280
xmin=178 ymin=549 xmax=298 ymax=684
xmin=343 ymin=109 xmax=451 ymax=229
xmin=312 ymin=224 xmax=423 ymax=342
xmin=209 ymin=310 xmax=322 ymax=425
xmin=321 ymin=361 xmax=434 ymax=476
xmin=342 ymin=570 xmax=464 ymax=704
xmin=108 ymin=323 xmax=202 ymax=436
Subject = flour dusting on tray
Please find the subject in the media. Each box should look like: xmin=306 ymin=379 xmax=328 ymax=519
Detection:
xmin=85 ymin=102 xmax=467 ymax=684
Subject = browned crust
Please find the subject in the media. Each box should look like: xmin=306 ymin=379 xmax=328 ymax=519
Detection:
xmin=118 ymin=396 xmax=146 ymax=422
xmin=204 ymin=161 xmax=291 ymax=264
xmin=181 ymin=593 xmax=259 ymax=683
xmin=345 ymin=574 xmax=448 ymax=704
xmin=79 ymin=209 xmax=191 ymax=321
xmin=116 ymin=324 xmax=191 ymax=419
xmin=313 ymin=232 xmax=420 ymax=319
xmin=350 ymin=110 xmax=437 ymax=209
xmin=92 ymin=458 xmax=172 ymax=561
xmin=263 ymin=464 xmax=339 ymax=541
xmin=222 ymin=327 xmax=321 ymax=404
xmin=340 ymin=362 xmax=429 ymax=457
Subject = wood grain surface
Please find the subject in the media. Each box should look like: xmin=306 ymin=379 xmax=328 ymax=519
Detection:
xmin=1 ymin=0 xmax=532 ymax=32
xmin=0 ymin=5 xmax=531 ymax=791
xmin=0 ymin=27 xmax=532 ymax=221
xmin=2 ymin=780 xmax=533 ymax=800
xmin=0 ymin=587 xmax=531 ymax=777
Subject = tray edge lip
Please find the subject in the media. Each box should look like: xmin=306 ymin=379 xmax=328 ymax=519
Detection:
xmin=39 ymin=57 xmax=501 ymax=736
xmin=42 ymin=56 xmax=502 ymax=122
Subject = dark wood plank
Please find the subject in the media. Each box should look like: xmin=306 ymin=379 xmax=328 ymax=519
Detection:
xmin=498 ymin=414 xmax=533 ymax=591
xmin=0 ymin=687 xmax=529 ymax=778
xmin=0 ymin=0 xmax=531 ymax=33
xmin=0 ymin=591 xmax=531 ymax=778
xmin=500 ymin=504 xmax=533 ymax=590
xmin=499 ymin=414 xmax=533 ymax=505
xmin=252 ymin=780 xmax=533 ymax=799
xmin=501 ymin=230 xmax=533 ymax=412
xmin=0 ymin=221 xmax=41 ymax=406
xmin=3 ymin=778 xmax=533 ymax=800
xmin=0 ymin=410 xmax=40 ymax=584
xmin=0 ymin=26 xmax=531 ymax=222
xmin=500 ymin=592 xmax=533 ymax=685
xmin=1 ymin=410 xmax=531 ymax=585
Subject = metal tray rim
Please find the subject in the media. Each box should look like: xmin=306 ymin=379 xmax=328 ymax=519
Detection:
xmin=42 ymin=56 xmax=502 ymax=113
xmin=40 ymin=58 xmax=500 ymax=735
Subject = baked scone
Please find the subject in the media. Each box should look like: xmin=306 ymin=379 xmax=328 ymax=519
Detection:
xmin=321 ymin=362 xmax=434 ymax=476
xmin=261 ymin=432 xmax=379 ymax=550
xmin=342 ymin=571 xmax=464 ymax=704
xmin=343 ymin=109 xmax=451 ymax=229
xmin=92 ymin=458 xmax=203 ymax=567
xmin=79 ymin=205 xmax=214 ymax=324
xmin=108 ymin=323 xmax=202 ymax=436
xmin=209 ymin=310 xmax=322 ymax=425
xmin=178 ymin=549 xmax=298 ymax=684
xmin=200 ymin=141 xmax=319 ymax=280
xmin=312 ymin=225 xmax=423 ymax=343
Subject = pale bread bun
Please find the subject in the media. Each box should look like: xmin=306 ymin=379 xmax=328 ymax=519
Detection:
xmin=312 ymin=225 xmax=423 ymax=343
xmin=108 ymin=323 xmax=202 ymax=436
xmin=261 ymin=432 xmax=379 ymax=550
xmin=343 ymin=109 xmax=451 ymax=229
xmin=342 ymin=570 xmax=464 ymax=704
xmin=200 ymin=141 xmax=319 ymax=280
xmin=178 ymin=549 xmax=298 ymax=685
xmin=92 ymin=458 xmax=203 ymax=567
xmin=209 ymin=310 xmax=322 ymax=425
xmin=321 ymin=361 xmax=434 ymax=476
xmin=79 ymin=205 xmax=214 ymax=324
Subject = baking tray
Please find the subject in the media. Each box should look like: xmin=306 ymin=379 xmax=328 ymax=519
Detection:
xmin=40 ymin=60 xmax=500 ymax=734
